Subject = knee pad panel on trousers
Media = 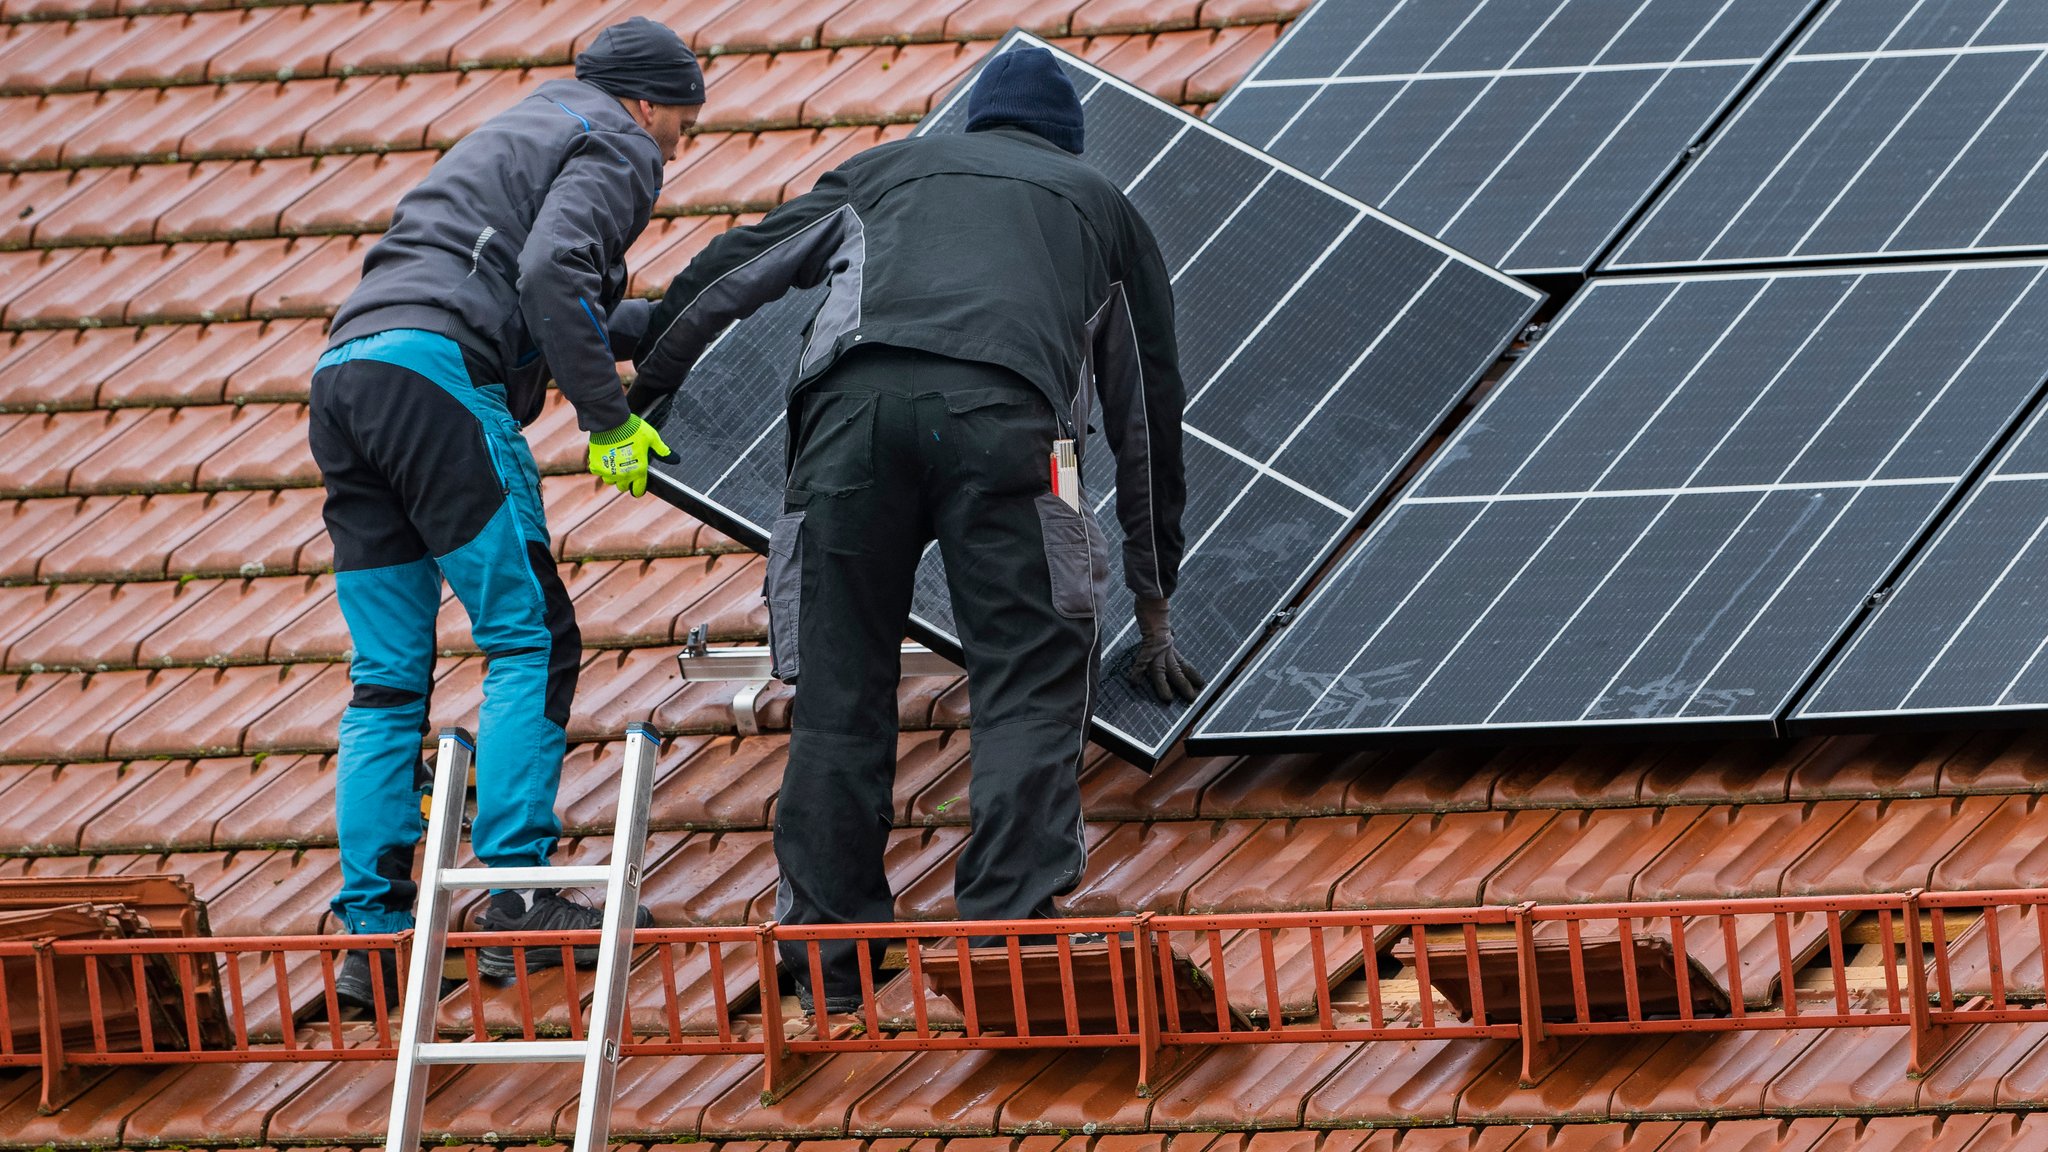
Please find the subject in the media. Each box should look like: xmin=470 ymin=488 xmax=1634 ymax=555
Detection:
xmin=526 ymin=540 xmax=580 ymax=728
xmin=350 ymin=683 xmax=426 ymax=710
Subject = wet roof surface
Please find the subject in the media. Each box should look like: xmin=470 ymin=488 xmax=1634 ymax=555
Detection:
xmin=2 ymin=0 xmax=2047 ymax=1146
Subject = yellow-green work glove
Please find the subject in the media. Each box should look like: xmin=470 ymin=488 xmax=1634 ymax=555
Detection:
xmin=588 ymin=415 xmax=671 ymax=498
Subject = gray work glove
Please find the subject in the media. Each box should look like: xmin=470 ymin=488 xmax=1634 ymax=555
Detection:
xmin=1129 ymin=595 xmax=1206 ymax=704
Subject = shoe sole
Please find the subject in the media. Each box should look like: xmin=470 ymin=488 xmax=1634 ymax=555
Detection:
xmin=475 ymin=944 xmax=601 ymax=980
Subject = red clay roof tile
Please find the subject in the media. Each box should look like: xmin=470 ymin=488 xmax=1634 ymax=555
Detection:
xmin=304 ymin=67 xmax=483 ymax=152
xmin=77 ymin=83 xmax=234 ymax=164
xmin=163 ymin=486 xmax=324 ymax=578
xmin=1459 ymin=1037 xmax=1649 ymax=1122
xmin=46 ymin=490 xmax=254 ymax=580
xmin=117 ymin=1059 xmax=333 ymax=1145
xmin=594 ymin=1052 xmax=762 ymax=1140
xmin=98 ymin=317 xmax=272 ymax=407
xmin=137 ymin=573 xmax=327 ymax=666
xmin=29 ymin=160 xmax=204 ymax=246
xmin=213 ymin=751 xmax=336 ymax=847
xmin=203 ymin=2 xmax=363 ymax=82
xmin=0 ymin=165 xmax=105 ymax=247
xmin=13 ymin=241 xmax=200 ymax=326
xmin=196 ymin=402 xmax=316 ymax=488
xmin=945 ymin=0 xmax=1077 ymax=41
xmin=0 ymin=758 xmax=161 ymax=847
xmin=820 ymin=0 xmax=970 ymax=47
xmin=0 ymin=1066 xmax=177 ymax=1146
xmin=1151 ymin=1041 xmax=1368 ymax=1128
xmin=1484 ymin=806 xmax=1703 ymax=903
xmin=1334 ymin=809 xmax=1554 ymax=908
xmin=0 ymin=246 xmax=82 ymax=316
xmin=0 ymin=16 xmax=126 ymax=95
xmin=79 ymin=755 xmax=286 ymax=851
xmin=1918 ymin=1020 xmax=2048 ymax=1110
xmin=279 ymin=148 xmax=433 ymax=234
xmin=1061 ymin=818 xmax=1257 ymax=914
xmin=328 ymin=0 xmax=503 ymax=75
xmin=1763 ymin=1025 xmax=1919 ymax=1114
xmin=422 ymin=1063 xmax=583 ymax=1142
xmin=0 ymin=580 xmax=91 ymax=667
xmin=222 ymin=317 xmax=325 ymax=403
xmin=1185 ymin=815 xmax=1404 ymax=912
xmin=0 ymin=88 xmax=136 ymax=167
xmin=0 ymin=493 xmax=117 ymax=580
xmin=1078 ymin=744 xmax=1229 ymax=821
xmin=0 ymin=324 xmax=168 ymax=411
xmin=696 ymin=0 xmax=860 ymax=55
xmin=665 ymin=129 xmax=853 ymax=214
xmin=1197 ymin=0 xmax=1309 ymax=27
xmin=1302 ymin=1032 xmax=1513 ymax=1125
xmin=1074 ymin=0 xmax=1199 ymax=36
xmin=450 ymin=0 xmax=606 ymax=70
xmin=84 ymin=401 xmax=263 ymax=492
xmin=110 ymin=660 xmax=332 ymax=758
xmin=157 ymin=155 xmax=332 ymax=241
xmin=248 ymin=231 xmax=369 ymax=317
xmin=90 ymin=8 xmax=279 ymax=88
xmin=819 ymin=39 xmax=991 ymax=123
xmin=698 ymin=46 xmax=879 ymax=132
xmin=860 ymin=1050 xmax=1063 ymax=1135
xmin=700 ymin=1051 xmax=911 ymax=1138
xmin=1192 ymin=750 xmax=1354 ymax=818
xmin=238 ymin=659 xmax=349 ymax=750
xmin=0 ymin=409 xmax=137 ymax=496
xmin=1632 ymin=801 xmax=1857 ymax=900
xmin=1787 ymin=731 xmax=1961 ymax=801
xmin=9 ymin=576 xmax=206 ymax=669
xmin=1783 ymin=795 xmax=2004 ymax=895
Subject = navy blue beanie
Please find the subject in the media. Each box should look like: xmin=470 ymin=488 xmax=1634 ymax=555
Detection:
xmin=965 ymin=46 xmax=1084 ymax=154
xmin=576 ymin=17 xmax=704 ymax=106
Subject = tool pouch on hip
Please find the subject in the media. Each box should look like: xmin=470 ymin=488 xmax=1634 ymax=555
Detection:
xmin=765 ymin=510 xmax=805 ymax=681
xmin=1034 ymin=493 xmax=1106 ymax=620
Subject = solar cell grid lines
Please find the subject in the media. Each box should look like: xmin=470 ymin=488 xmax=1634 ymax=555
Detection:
xmin=1209 ymin=0 xmax=1823 ymax=277
xmin=644 ymin=33 xmax=1542 ymax=765
xmin=1609 ymin=0 xmax=2048 ymax=270
xmin=1798 ymin=391 xmax=2048 ymax=728
xmin=1190 ymin=259 xmax=2048 ymax=751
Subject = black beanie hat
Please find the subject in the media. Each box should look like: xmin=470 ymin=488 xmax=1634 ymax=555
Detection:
xmin=965 ymin=46 xmax=1084 ymax=154
xmin=575 ymin=17 xmax=704 ymax=107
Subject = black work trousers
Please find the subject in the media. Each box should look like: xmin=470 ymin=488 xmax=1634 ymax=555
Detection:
xmin=769 ymin=344 xmax=1103 ymax=1006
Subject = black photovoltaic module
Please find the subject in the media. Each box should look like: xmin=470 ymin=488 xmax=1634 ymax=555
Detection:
xmin=642 ymin=32 xmax=1541 ymax=764
xmin=1194 ymin=260 xmax=2048 ymax=751
xmin=1610 ymin=0 xmax=2048 ymax=270
xmin=1209 ymin=0 xmax=1822 ymax=278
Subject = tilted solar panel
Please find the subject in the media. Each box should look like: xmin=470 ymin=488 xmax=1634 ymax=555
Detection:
xmin=1192 ymin=260 xmax=2048 ymax=751
xmin=1610 ymin=0 xmax=2048 ymax=270
xmin=1209 ymin=0 xmax=1822 ymax=278
xmin=1797 ymin=346 xmax=2048 ymax=729
xmin=641 ymin=32 xmax=1542 ymax=764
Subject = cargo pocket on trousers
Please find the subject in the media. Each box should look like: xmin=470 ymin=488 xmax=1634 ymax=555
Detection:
xmin=766 ymin=511 xmax=805 ymax=681
xmin=1034 ymin=493 xmax=1097 ymax=620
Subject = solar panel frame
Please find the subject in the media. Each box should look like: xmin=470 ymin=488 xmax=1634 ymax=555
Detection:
xmin=639 ymin=31 xmax=1543 ymax=765
xmin=1607 ymin=0 xmax=2048 ymax=271
xmin=1189 ymin=258 xmax=2048 ymax=752
xmin=1208 ymin=0 xmax=1825 ymax=279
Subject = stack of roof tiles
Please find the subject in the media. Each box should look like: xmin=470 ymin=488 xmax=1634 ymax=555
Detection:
xmin=2 ymin=0 xmax=2048 ymax=1149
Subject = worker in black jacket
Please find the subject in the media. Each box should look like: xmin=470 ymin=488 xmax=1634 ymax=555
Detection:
xmin=629 ymin=46 xmax=1202 ymax=1013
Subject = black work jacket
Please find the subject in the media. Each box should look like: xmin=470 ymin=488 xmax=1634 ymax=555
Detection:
xmin=633 ymin=127 xmax=1187 ymax=599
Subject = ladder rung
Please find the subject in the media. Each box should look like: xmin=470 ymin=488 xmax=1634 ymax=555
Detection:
xmin=439 ymin=865 xmax=610 ymax=889
xmin=415 ymin=1039 xmax=588 ymax=1064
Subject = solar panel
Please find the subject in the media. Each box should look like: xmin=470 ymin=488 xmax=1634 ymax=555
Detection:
xmin=1795 ymin=336 xmax=2048 ymax=729
xmin=1609 ymin=0 xmax=2048 ymax=270
xmin=1207 ymin=0 xmax=1821 ymax=278
xmin=640 ymin=33 xmax=1542 ymax=765
xmin=1190 ymin=260 xmax=2048 ymax=751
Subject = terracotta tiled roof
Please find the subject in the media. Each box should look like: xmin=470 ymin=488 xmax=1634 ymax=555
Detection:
xmin=2 ymin=0 xmax=2047 ymax=1146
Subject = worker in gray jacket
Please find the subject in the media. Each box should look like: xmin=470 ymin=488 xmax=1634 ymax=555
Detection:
xmin=310 ymin=17 xmax=700 ymax=1010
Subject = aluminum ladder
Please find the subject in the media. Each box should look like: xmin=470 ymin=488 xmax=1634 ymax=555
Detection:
xmin=385 ymin=722 xmax=661 ymax=1152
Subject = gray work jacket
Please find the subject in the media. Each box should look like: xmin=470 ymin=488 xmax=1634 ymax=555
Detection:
xmin=327 ymin=78 xmax=662 ymax=433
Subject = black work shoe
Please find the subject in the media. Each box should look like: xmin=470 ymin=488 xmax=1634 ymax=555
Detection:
xmin=793 ymin=983 xmax=865 ymax=1017
xmin=474 ymin=889 xmax=653 ymax=980
xmin=334 ymin=948 xmax=399 ymax=1014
